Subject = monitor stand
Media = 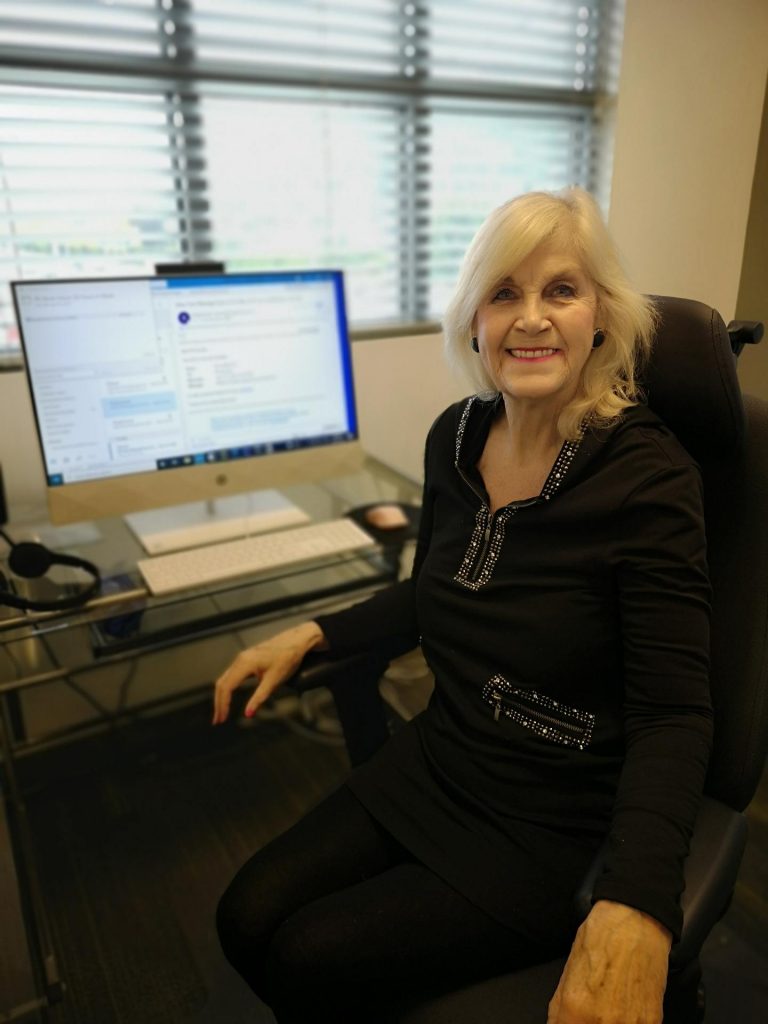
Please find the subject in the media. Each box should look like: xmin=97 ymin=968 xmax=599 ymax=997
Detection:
xmin=124 ymin=489 xmax=310 ymax=555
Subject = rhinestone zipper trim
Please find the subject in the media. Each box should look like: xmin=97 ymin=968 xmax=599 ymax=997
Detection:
xmin=540 ymin=427 xmax=585 ymax=502
xmin=481 ymin=674 xmax=596 ymax=751
xmin=453 ymin=398 xmax=585 ymax=591
xmin=454 ymin=505 xmax=517 ymax=590
xmin=454 ymin=395 xmax=477 ymax=465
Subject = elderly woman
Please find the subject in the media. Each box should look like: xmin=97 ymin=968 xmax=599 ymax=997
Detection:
xmin=213 ymin=187 xmax=712 ymax=1024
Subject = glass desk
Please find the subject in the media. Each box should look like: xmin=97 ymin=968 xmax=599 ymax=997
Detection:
xmin=0 ymin=457 xmax=421 ymax=1021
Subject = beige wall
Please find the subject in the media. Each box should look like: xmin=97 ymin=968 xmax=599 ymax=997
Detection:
xmin=351 ymin=333 xmax=467 ymax=484
xmin=735 ymin=76 xmax=768 ymax=396
xmin=608 ymin=0 xmax=768 ymax=324
xmin=1 ymin=371 xmax=45 ymax=514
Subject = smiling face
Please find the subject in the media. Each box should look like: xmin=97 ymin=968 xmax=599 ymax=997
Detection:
xmin=473 ymin=240 xmax=599 ymax=416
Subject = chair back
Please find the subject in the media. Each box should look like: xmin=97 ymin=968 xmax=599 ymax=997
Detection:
xmin=643 ymin=296 xmax=768 ymax=810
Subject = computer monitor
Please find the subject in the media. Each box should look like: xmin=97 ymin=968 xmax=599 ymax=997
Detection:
xmin=12 ymin=270 xmax=363 ymax=533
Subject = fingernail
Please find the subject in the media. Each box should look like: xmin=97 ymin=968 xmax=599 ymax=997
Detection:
xmin=244 ymin=708 xmax=254 ymax=718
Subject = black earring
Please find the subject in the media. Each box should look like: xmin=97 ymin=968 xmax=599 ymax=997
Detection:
xmin=592 ymin=329 xmax=605 ymax=349
xmin=470 ymin=337 xmax=479 ymax=353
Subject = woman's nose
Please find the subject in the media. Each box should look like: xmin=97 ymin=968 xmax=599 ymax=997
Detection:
xmin=515 ymin=295 xmax=549 ymax=332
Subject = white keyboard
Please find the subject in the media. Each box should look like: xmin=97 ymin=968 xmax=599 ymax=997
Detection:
xmin=137 ymin=517 xmax=377 ymax=596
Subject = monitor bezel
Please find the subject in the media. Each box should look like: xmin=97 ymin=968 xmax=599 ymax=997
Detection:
xmin=12 ymin=269 xmax=363 ymax=524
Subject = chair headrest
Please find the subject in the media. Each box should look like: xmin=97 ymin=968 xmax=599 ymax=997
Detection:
xmin=640 ymin=296 xmax=745 ymax=461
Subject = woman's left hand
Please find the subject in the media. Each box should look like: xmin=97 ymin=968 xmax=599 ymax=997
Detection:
xmin=547 ymin=900 xmax=672 ymax=1024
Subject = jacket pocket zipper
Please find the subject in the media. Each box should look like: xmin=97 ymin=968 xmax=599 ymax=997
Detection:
xmin=481 ymin=674 xmax=595 ymax=751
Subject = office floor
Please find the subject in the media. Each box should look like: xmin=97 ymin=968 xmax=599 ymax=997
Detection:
xmin=15 ymin=688 xmax=768 ymax=1024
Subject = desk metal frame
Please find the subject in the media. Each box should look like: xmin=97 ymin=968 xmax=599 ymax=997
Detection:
xmin=0 ymin=463 xmax=419 ymax=1020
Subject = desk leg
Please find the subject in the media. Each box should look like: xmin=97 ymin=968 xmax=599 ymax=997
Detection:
xmin=0 ymin=693 xmax=64 ymax=1016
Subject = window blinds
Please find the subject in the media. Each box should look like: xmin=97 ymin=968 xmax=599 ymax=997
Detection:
xmin=0 ymin=0 xmax=622 ymax=359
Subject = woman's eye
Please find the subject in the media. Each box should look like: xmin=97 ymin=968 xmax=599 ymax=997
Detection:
xmin=551 ymin=283 xmax=576 ymax=298
xmin=491 ymin=286 xmax=516 ymax=301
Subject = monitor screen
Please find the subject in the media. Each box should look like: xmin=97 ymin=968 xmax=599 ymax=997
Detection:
xmin=12 ymin=270 xmax=363 ymax=525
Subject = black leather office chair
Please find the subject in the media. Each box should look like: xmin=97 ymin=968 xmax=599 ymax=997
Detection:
xmin=289 ymin=297 xmax=768 ymax=1023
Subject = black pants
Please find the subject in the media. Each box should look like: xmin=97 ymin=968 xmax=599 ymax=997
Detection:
xmin=216 ymin=785 xmax=570 ymax=1022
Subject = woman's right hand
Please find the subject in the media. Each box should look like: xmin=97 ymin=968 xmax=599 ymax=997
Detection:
xmin=212 ymin=620 xmax=328 ymax=725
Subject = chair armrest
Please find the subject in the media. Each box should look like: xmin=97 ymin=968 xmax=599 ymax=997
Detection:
xmin=286 ymin=650 xmax=383 ymax=692
xmin=287 ymin=635 xmax=417 ymax=693
xmin=573 ymin=796 xmax=747 ymax=966
xmin=285 ymin=648 xmax=409 ymax=766
xmin=672 ymin=796 xmax=747 ymax=964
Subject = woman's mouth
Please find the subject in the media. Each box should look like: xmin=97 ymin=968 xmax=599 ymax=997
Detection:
xmin=506 ymin=347 xmax=559 ymax=361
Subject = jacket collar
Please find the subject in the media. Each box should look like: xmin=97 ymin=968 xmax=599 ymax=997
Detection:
xmin=453 ymin=393 xmax=639 ymax=504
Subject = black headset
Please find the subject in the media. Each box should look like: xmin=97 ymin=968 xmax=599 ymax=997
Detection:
xmin=0 ymin=527 xmax=101 ymax=612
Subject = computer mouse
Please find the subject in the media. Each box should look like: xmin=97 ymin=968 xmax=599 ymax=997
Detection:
xmin=363 ymin=503 xmax=410 ymax=530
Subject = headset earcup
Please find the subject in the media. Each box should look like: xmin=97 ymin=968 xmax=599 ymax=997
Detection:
xmin=8 ymin=541 xmax=54 ymax=578
xmin=1 ymin=539 xmax=100 ymax=612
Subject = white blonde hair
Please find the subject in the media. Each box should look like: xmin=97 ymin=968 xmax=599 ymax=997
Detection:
xmin=442 ymin=187 xmax=657 ymax=439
